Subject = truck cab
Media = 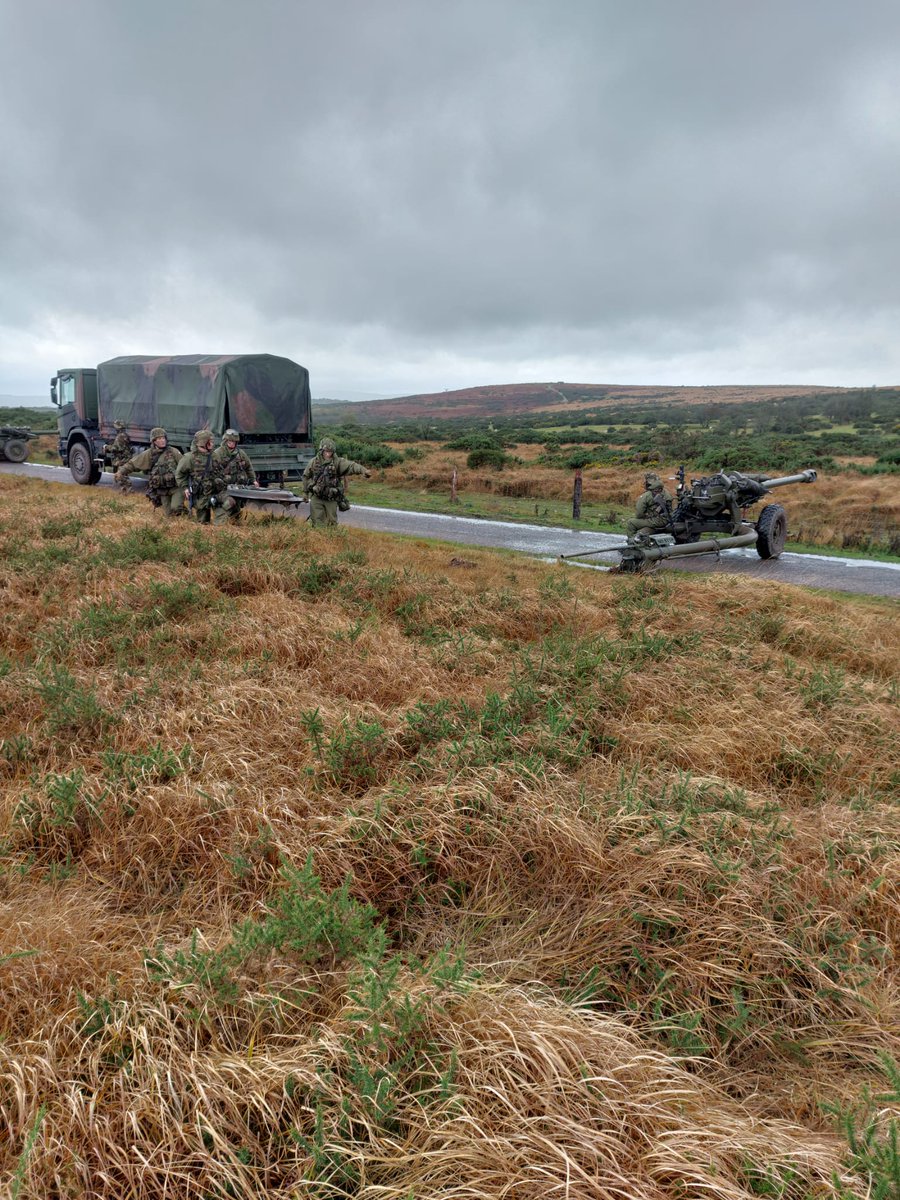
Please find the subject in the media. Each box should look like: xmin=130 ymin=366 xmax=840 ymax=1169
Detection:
xmin=52 ymin=368 xmax=102 ymax=483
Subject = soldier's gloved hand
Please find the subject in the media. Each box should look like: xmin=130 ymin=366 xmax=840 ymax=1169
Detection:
xmin=114 ymin=471 xmax=124 ymax=482
xmin=252 ymin=480 xmax=261 ymax=488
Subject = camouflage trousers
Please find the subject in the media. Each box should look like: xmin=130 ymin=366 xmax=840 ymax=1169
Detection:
xmin=308 ymin=496 xmax=340 ymax=527
xmin=111 ymin=456 xmax=132 ymax=491
xmin=625 ymin=517 xmax=669 ymax=536
xmin=152 ymin=488 xmax=184 ymax=518
xmin=193 ymin=491 xmax=232 ymax=525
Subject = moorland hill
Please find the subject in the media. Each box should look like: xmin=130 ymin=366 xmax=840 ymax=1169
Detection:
xmin=313 ymin=380 xmax=865 ymax=423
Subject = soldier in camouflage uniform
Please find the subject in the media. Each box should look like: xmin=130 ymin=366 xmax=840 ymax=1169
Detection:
xmin=213 ymin=428 xmax=260 ymax=523
xmin=301 ymin=437 xmax=371 ymax=527
xmin=626 ymin=471 xmax=674 ymax=537
xmin=105 ymin=420 xmax=133 ymax=492
xmin=116 ymin=427 xmax=183 ymax=517
xmin=175 ymin=429 xmax=230 ymax=524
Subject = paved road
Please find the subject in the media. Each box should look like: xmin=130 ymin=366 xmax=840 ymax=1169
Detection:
xmin=3 ymin=461 xmax=898 ymax=598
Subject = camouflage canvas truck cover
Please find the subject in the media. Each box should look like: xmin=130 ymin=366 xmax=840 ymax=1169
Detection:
xmin=54 ymin=354 xmax=314 ymax=485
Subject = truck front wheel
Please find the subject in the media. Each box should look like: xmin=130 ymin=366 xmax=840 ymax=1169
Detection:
xmin=69 ymin=441 xmax=101 ymax=485
xmin=756 ymin=504 xmax=787 ymax=559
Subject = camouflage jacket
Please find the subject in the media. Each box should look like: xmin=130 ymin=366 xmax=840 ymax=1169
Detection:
xmin=634 ymin=487 xmax=673 ymax=525
xmin=119 ymin=445 xmax=182 ymax=492
xmin=175 ymin=449 xmax=229 ymax=505
xmin=301 ymin=454 xmax=367 ymax=500
xmin=213 ymin=444 xmax=256 ymax=486
xmin=105 ymin=430 xmax=133 ymax=466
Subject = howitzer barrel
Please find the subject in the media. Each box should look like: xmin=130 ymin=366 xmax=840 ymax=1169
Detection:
xmin=761 ymin=469 xmax=817 ymax=490
xmin=624 ymin=530 xmax=759 ymax=563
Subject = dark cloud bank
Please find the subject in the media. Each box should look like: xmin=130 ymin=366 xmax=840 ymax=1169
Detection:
xmin=1 ymin=0 xmax=899 ymax=397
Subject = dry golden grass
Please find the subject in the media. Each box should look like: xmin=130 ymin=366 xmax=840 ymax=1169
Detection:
xmin=1 ymin=477 xmax=897 ymax=1198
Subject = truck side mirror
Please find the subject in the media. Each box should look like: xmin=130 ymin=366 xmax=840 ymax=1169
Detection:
xmin=50 ymin=376 xmax=59 ymax=406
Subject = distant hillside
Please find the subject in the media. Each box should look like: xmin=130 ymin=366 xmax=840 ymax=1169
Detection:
xmin=312 ymin=381 xmax=861 ymax=424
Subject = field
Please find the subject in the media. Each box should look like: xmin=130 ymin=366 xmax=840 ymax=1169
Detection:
xmin=314 ymin=386 xmax=900 ymax=557
xmin=1 ymin=475 xmax=898 ymax=1199
xmin=348 ymin=448 xmax=900 ymax=557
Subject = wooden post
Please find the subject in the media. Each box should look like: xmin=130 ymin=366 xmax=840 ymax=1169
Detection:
xmin=450 ymin=466 xmax=458 ymax=503
xmin=572 ymin=468 xmax=582 ymax=520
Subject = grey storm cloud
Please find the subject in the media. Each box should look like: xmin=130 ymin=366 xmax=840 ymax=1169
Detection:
xmin=1 ymin=0 xmax=900 ymax=395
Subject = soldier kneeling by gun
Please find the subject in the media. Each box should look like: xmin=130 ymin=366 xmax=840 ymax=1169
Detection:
xmin=626 ymin=471 xmax=674 ymax=537
xmin=176 ymin=429 xmax=230 ymax=524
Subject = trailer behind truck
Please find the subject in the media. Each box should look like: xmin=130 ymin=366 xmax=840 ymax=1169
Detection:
xmin=52 ymin=353 xmax=314 ymax=485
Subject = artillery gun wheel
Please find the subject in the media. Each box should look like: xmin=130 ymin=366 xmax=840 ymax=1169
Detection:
xmin=69 ymin=441 xmax=101 ymax=485
xmin=2 ymin=438 xmax=28 ymax=462
xmin=756 ymin=503 xmax=787 ymax=559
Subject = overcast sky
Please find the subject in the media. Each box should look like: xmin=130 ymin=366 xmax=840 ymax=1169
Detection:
xmin=2 ymin=0 xmax=899 ymax=400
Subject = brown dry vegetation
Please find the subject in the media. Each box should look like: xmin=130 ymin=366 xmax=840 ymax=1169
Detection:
xmin=320 ymin=383 xmax=855 ymax=422
xmin=1 ymin=475 xmax=898 ymax=1199
xmin=379 ymin=448 xmax=900 ymax=550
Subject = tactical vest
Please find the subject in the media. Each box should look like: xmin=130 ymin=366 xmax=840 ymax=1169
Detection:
xmin=192 ymin=452 xmax=228 ymax=503
xmin=221 ymin=449 xmax=252 ymax=485
xmin=147 ymin=448 xmax=178 ymax=496
xmin=310 ymin=460 xmax=343 ymax=501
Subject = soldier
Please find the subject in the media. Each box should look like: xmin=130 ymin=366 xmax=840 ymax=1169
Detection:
xmin=105 ymin=420 xmax=133 ymax=492
xmin=302 ymin=437 xmax=371 ymax=528
xmin=213 ymin=428 xmax=260 ymax=523
xmin=175 ymin=429 xmax=229 ymax=524
xmin=626 ymin=471 xmax=674 ymax=537
xmin=116 ymin=427 xmax=183 ymax=517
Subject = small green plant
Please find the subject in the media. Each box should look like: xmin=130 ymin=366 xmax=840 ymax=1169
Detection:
xmin=825 ymin=1054 xmax=900 ymax=1200
xmin=97 ymin=525 xmax=191 ymax=565
xmin=40 ymin=514 xmax=87 ymax=539
xmin=11 ymin=1103 xmax=46 ymax=1200
xmin=32 ymin=665 xmax=114 ymax=737
xmin=101 ymin=743 xmax=192 ymax=790
xmin=0 ymin=734 xmax=33 ymax=769
xmin=295 ymin=557 xmax=342 ymax=595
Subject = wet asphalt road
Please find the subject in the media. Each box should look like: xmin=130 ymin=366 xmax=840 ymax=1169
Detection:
xmin=3 ymin=460 xmax=898 ymax=599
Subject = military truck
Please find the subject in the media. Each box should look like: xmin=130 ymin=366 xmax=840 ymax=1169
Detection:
xmin=52 ymin=354 xmax=314 ymax=485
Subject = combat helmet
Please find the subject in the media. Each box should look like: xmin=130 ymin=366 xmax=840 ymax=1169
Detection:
xmin=644 ymin=471 xmax=663 ymax=489
xmin=113 ymin=419 xmax=126 ymax=431
xmin=150 ymin=427 xmax=167 ymax=441
xmin=192 ymin=429 xmax=215 ymax=453
xmin=222 ymin=428 xmax=240 ymax=444
xmin=318 ymin=437 xmax=336 ymax=454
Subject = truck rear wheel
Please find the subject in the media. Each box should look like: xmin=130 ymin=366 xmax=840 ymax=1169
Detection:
xmin=2 ymin=438 xmax=28 ymax=462
xmin=756 ymin=504 xmax=787 ymax=559
xmin=69 ymin=441 xmax=101 ymax=485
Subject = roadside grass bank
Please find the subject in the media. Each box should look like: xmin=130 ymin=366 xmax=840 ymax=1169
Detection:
xmin=345 ymin=477 xmax=900 ymax=563
xmin=1 ymin=476 xmax=898 ymax=1199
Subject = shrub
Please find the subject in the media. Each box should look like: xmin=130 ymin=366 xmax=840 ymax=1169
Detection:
xmin=467 ymin=448 xmax=508 ymax=470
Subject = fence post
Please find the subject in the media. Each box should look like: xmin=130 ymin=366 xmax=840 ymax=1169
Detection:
xmin=451 ymin=467 xmax=458 ymax=504
xmin=572 ymin=467 xmax=582 ymax=520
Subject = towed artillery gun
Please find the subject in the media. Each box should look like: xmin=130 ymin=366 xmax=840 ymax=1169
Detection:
xmin=562 ymin=468 xmax=818 ymax=573
xmin=0 ymin=426 xmax=38 ymax=463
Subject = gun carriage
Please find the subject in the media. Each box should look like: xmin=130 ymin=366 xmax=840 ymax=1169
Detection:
xmin=562 ymin=468 xmax=818 ymax=572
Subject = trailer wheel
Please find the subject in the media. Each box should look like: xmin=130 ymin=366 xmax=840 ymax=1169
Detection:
xmin=2 ymin=438 xmax=28 ymax=462
xmin=69 ymin=441 xmax=101 ymax=485
xmin=756 ymin=504 xmax=787 ymax=559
